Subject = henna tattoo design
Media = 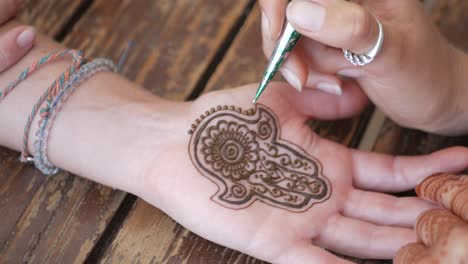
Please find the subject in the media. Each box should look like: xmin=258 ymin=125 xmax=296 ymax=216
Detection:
xmin=188 ymin=104 xmax=331 ymax=212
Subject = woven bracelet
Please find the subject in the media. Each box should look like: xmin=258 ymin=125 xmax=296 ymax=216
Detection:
xmin=34 ymin=58 xmax=117 ymax=175
xmin=0 ymin=49 xmax=85 ymax=163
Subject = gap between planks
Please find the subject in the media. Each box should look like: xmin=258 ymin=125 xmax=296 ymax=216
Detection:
xmin=187 ymin=0 xmax=257 ymax=101
xmin=358 ymin=109 xmax=386 ymax=151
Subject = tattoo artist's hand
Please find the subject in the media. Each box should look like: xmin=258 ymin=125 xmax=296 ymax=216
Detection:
xmin=0 ymin=0 xmax=35 ymax=72
xmin=259 ymin=0 xmax=468 ymax=135
xmin=395 ymin=173 xmax=468 ymax=263
xmin=139 ymin=83 xmax=468 ymax=263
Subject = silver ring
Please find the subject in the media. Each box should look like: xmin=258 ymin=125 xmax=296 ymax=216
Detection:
xmin=343 ymin=18 xmax=384 ymax=66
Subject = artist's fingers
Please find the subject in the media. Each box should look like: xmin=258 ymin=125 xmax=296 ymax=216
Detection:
xmin=0 ymin=26 xmax=35 ymax=72
xmin=287 ymin=0 xmax=380 ymax=54
xmin=279 ymin=52 xmax=308 ymax=92
xmin=316 ymin=214 xmax=416 ymax=259
xmin=350 ymin=147 xmax=468 ymax=192
xmin=303 ymin=66 xmax=343 ymax=95
xmin=285 ymin=80 xmax=368 ymax=119
xmin=416 ymin=173 xmax=468 ymax=221
xmin=301 ymin=38 xmax=364 ymax=77
xmin=259 ymin=0 xmax=288 ymax=41
xmin=262 ymin=25 xmax=342 ymax=95
xmin=343 ymin=189 xmax=435 ymax=228
xmin=394 ymin=243 xmax=429 ymax=264
xmin=0 ymin=0 xmax=23 ymax=25
xmin=274 ymin=242 xmax=354 ymax=264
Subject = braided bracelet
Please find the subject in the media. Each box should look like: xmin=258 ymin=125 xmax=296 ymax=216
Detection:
xmin=0 ymin=49 xmax=85 ymax=163
xmin=34 ymin=58 xmax=117 ymax=175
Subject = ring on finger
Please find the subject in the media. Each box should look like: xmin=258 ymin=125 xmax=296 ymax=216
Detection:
xmin=343 ymin=18 xmax=384 ymax=66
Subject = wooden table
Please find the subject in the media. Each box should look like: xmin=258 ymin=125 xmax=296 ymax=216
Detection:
xmin=1 ymin=0 xmax=467 ymax=263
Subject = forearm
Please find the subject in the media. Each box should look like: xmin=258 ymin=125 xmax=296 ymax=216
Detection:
xmin=0 ymin=21 xmax=188 ymax=196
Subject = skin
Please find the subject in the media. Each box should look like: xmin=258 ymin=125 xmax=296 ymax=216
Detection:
xmin=0 ymin=1 xmax=467 ymax=263
xmin=0 ymin=0 xmax=34 ymax=72
xmin=395 ymin=174 xmax=468 ymax=263
xmin=259 ymin=0 xmax=468 ymax=135
xmin=187 ymin=104 xmax=332 ymax=212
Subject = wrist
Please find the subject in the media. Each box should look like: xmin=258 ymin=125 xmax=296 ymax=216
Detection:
xmin=0 ymin=20 xmax=193 ymax=206
xmin=46 ymin=72 xmax=191 ymax=197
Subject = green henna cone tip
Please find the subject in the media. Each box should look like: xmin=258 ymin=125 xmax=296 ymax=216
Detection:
xmin=252 ymin=22 xmax=301 ymax=104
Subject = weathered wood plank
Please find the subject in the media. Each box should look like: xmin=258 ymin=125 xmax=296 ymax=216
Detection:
xmin=99 ymin=4 xmax=372 ymax=264
xmin=0 ymin=172 xmax=124 ymax=264
xmin=1 ymin=0 xmax=253 ymax=263
xmin=64 ymin=0 xmax=252 ymax=100
xmin=0 ymin=1 xmax=108 ymax=263
xmin=18 ymin=0 xmax=88 ymax=37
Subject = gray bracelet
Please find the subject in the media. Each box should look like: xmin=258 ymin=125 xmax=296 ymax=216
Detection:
xmin=33 ymin=58 xmax=117 ymax=175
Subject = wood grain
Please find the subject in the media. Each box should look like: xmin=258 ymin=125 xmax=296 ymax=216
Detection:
xmin=17 ymin=0 xmax=88 ymax=37
xmin=98 ymin=4 xmax=372 ymax=264
xmin=0 ymin=1 xmax=113 ymax=263
xmin=0 ymin=0 xmax=252 ymax=263
xmin=64 ymin=0 xmax=252 ymax=100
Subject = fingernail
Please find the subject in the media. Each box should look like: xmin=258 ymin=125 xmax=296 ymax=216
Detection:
xmin=261 ymin=11 xmax=272 ymax=40
xmin=338 ymin=69 xmax=364 ymax=78
xmin=288 ymin=0 xmax=326 ymax=32
xmin=281 ymin=68 xmax=302 ymax=92
xmin=16 ymin=28 xmax=36 ymax=48
xmin=317 ymin=82 xmax=342 ymax=95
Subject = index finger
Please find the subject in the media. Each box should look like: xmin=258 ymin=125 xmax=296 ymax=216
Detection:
xmin=259 ymin=0 xmax=288 ymax=41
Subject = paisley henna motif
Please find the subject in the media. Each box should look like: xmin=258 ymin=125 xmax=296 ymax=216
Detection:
xmin=188 ymin=104 xmax=331 ymax=212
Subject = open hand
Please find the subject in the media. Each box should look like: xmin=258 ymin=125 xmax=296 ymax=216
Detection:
xmin=259 ymin=0 xmax=468 ymax=135
xmin=138 ymin=83 xmax=468 ymax=263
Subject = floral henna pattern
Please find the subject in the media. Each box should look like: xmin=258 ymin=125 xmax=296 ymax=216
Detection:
xmin=188 ymin=104 xmax=331 ymax=212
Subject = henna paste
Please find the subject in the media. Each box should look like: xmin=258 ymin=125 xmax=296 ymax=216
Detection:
xmin=188 ymin=104 xmax=331 ymax=212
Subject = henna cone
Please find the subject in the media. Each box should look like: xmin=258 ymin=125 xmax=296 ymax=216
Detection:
xmin=416 ymin=208 xmax=465 ymax=247
xmin=394 ymin=243 xmax=428 ymax=264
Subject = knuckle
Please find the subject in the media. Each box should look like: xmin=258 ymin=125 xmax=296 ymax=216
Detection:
xmin=349 ymin=7 xmax=373 ymax=45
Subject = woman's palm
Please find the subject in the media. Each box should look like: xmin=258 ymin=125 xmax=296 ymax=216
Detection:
xmin=141 ymin=83 xmax=468 ymax=263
